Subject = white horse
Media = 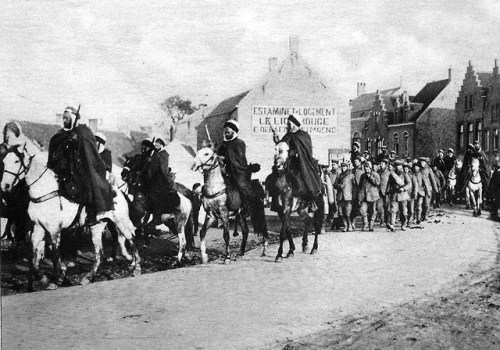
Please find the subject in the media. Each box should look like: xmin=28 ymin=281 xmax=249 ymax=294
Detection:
xmin=0 ymin=144 xmax=141 ymax=290
xmin=466 ymin=158 xmax=482 ymax=216
xmin=192 ymin=146 xmax=268 ymax=263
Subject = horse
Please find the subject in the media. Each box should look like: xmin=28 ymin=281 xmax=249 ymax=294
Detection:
xmin=0 ymin=144 xmax=141 ymax=290
xmin=271 ymin=142 xmax=324 ymax=263
xmin=444 ymin=164 xmax=457 ymax=205
xmin=192 ymin=146 xmax=268 ymax=263
xmin=120 ymin=155 xmax=195 ymax=264
xmin=466 ymin=158 xmax=482 ymax=216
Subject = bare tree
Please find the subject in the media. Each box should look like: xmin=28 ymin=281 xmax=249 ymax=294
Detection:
xmin=160 ymin=95 xmax=197 ymax=125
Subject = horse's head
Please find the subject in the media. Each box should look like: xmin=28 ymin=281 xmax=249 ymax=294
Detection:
xmin=1 ymin=149 xmax=28 ymax=193
xmin=192 ymin=146 xmax=217 ymax=172
xmin=274 ymin=142 xmax=289 ymax=171
xmin=471 ymin=158 xmax=480 ymax=174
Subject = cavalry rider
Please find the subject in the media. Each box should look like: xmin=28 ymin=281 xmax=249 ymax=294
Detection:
xmin=48 ymin=106 xmax=114 ymax=226
xmin=274 ymin=114 xmax=322 ymax=207
xmin=350 ymin=142 xmax=362 ymax=165
xmin=443 ymin=148 xmax=457 ymax=176
xmin=470 ymin=140 xmax=491 ymax=188
xmin=218 ymin=119 xmax=255 ymax=217
xmin=432 ymin=149 xmax=446 ymax=174
xmin=1 ymin=122 xmax=32 ymax=242
xmin=94 ymin=131 xmax=115 ymax=187
xmin=145 ymin=138 xmax=180 ymax=223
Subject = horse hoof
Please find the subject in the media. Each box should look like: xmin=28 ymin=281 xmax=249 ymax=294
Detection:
xmin=132 ymin=267 xmax=142 ymax=277
xmin=302 ymin=246 xmax=308 ymax=253
xmin=223 ymin=258 xmax=231 ymax=264
xmin=310 ymin=249 xmax=317 ymax=255
xmin=80 ymin=277 xmax=91 ymax=286
xmin=286 ymin=252 xmax=294 ymax=258
xmin=275 ymin=256 xmax=283 ymax=263
xmin=46 ymin=283 xmax=59 ymax=290
xmin=261 ymin=252 xmax=267 ymax=257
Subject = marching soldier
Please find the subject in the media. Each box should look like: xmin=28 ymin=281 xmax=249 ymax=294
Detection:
xmin=407 ymin=162 xmax=419 ymax=226
xmin=387 ymin=160 xmax=411 ymax=231
xmin=358 ymin=161 xmax=380 ymax=231
xmin=419 ymin=157 xmax=439 ymax=221
xmin=350 ymin=156 xmax=364 ymax=230
xmin=377 ymin=158 xmax=391 ymax=227
xmin=334 ymin=162 xmax=356 ymax=232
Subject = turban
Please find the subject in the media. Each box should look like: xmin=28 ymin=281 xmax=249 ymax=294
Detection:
xmin=288 ymin=115 xmax=301 ymax=127
xmin=94 ymin=132 xmax=107 ymax=145
xmin=224 ymin=120 xmax=239 ymax=133
xmin=3 ymin=121 xmax=21 ymax=139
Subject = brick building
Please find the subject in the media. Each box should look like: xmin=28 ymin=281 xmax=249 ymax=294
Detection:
xmin=350 ymin=68 xmax=459 ymax=160
xmin=456 ymin=60 xmax=500 ymax=163
xmin=177 ymin=36 xmax=350 ymax=180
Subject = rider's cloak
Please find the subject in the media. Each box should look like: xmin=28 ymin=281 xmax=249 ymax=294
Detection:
xmin=48 ymin=124 xmax=114 ymax=212
xmin=279 ymin=129 xmax=322 ymax=199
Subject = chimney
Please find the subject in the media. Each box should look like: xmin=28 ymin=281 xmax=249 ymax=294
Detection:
xmin=269 ymin=57 xmax=278 ymax=72
xmin=289 ymin=35 xmax=299 ymax=54
xmin=494 ymin=59 xmax=499 ymax=76
xmin=448 ymin=66 xmax=452 ymax=81
xmin=356 ymin=82 xmax=366 ymax=97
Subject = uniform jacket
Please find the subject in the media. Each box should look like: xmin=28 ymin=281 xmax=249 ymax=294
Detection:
xmin=387 ymin=170 xmax=411 ymax=201
xmin=334 ymin=170 xmax=356 ymax=202
xmin=443 ymin=155 xmax=457 ymax=172
xmin=434 ymin=169 xmax=446 ymax=190
xmin=378 ymin=168 xmax=391 ymax=196
xmin=329 ymin=170 xmax=339 ymax=203
xmin=421 ymin=166 xmax=439 ymax=194
xmin=432 ymin=156 xmax=446 ymax=173
xmin=358 ymin=171 xmax=381 ymax=202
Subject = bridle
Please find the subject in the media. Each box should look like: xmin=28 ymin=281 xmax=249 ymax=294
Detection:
xmin=197 ymin=149 xmax=220 ymax=174
xmin=2 ymin=146 xmax=36 ymax=188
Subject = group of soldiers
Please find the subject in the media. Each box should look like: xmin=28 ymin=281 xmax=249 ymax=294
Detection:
xmin=322 ymin=141 xmax=492 ymax=232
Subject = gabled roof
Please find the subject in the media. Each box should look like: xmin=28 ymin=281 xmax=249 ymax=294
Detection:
xmin=206 ymin=91 xmax=250 ymax=119
xmin=351 ymin=87 xmax=402 ymax=114
xmin=412 ymin=79 xmax=450 ymax=113
xmin=477 ymin=72 xmax=493 ymax=86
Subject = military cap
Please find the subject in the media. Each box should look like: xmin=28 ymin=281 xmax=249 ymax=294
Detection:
xmin=340 ymin=161 xmax=348 ymax=167
xmin=390 ymin=150 xmax=396 ymax=154
xmin=448 ymin=148 xmax=454 ymax=153
xmin=418 ymin=156 xmax=428 ymax=162
xmin=155 ymin=138 xmax=166 ymax=146
xmin=381 ymin=145 xmax=387 ymax=149
xmin=438 ymin=149 xmax=444 ymax=154
xmin=393 ymin=159 xmax=404 ymax=166
xmin=353 ymin=142 xmax=360 ymax=148
xmin=403 ymin=162 xmax=411 ymax=169
xmin=331 ymin=159 xmax=339 ymax=164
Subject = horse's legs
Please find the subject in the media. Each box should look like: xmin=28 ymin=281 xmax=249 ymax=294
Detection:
xmin=276 ymin=206 xmax=292 ymax=262
xmin=297 ymin=207 xmax=312 ymax=254
xmin=221 ymin=210 xmax=232 ymax=263
xmin=47 ymin=232 xmax=67 ymax=289
xmin=478 ymin=186 xmax=483 ymax=216
xmin=465 ymin=188 xmax=471 ymax=210
xmin=237 ymin=213 xmax=250 ymax=257
xmin=81 ymin=223 xmax=106 ymax=285
xmin=114 ymin=219 xmax=142 ymax=276
xmin=174 ymin=217 xmax=187 ymax=266
xmin=199 ymin=213 xmax=216 ymax=264
xmin=29 ymin=225 xmax=46 ymax=291
xmin=232 ymin=213 xmax=239 ymax=237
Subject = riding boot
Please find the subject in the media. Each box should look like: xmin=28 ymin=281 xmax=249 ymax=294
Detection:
xmin=361 ymin=216 xmax=368 ymax=231
xmin=85 ymin=205 xmax=99 ymax=226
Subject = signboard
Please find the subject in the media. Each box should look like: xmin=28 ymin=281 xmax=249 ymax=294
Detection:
xmin=251 ymin=106 xmax=338 ymax=135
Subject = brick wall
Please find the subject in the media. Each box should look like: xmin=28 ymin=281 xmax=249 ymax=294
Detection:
xmin=416 ymin=108 xmax=456 ymax=159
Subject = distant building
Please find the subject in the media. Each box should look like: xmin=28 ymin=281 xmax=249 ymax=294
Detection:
xmin=176 ymin=36 xmax=350 ymax=179
xmin=456 ymin=60 xmax=500 ymax=163
xmin=350 ymin=68 xmax=459 ymax=160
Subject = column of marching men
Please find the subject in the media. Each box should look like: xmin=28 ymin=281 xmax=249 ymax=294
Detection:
xmin=322 ymin=140 xmax=500 ymax=232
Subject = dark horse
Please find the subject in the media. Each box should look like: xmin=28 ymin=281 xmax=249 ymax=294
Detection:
xmin=121 ymin=154 xmax=195 ymax=262
xmin=270 ymin=142 xmax=324 ymax=263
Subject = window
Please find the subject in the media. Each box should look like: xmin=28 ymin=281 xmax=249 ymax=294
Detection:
xmin=492 ymin=105 xmax=496 ymax=120
xmin=476 ymin=121 xmax=482 ymax=146
xmin=403 ymin=131 xmax=409 ymax=156
xmin=458 ymin=124 xmax=464 ymax=151
xmin=485 ymin=130 xmax=490 ymax=151
xmin=469 ymin=95 xmax=474 ymax=110
xmin=494 ymin=129 xmax=499 ymax=151
xmin=468 ymin=123 xmax=474 ymax=145
xmin=393 ymin=132 xmax=399 ymax=156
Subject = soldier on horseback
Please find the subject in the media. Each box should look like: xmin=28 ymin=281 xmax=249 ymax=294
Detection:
xmin=47 ymin=106 xmax=114 ymax=226
xmin=144 ymin=138 xmax=180 ymax=223
xmin=273 ymin=114 xmax=322 ymax=210
xmin=217 ymin=120 xmax=256 ymax=217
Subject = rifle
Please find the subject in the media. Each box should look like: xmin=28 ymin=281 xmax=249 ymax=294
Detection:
xmin=205 ymin=125 xmax=213 ymax=146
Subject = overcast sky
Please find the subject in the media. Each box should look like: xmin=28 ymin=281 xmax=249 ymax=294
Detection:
xmin=1 ymin=0 xmax=499 ymax=130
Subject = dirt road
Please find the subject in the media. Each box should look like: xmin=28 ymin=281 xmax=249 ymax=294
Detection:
xmin=1 ymin=208 xmax=498 ymax=349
